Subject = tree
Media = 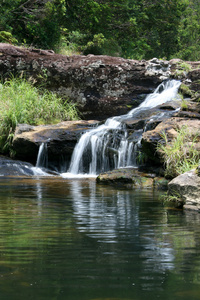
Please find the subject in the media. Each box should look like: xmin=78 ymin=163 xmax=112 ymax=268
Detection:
xmin=63 ymin=0 xmax=187 ymax=59
xmin=175 ymin=0 xmax=200 ymax=60
xmin=0 ymin=0 xmax=199 ymax=60
xmin=137 ymin=0 xmax=187 ymax=59
xmin=0 ymin=0 xmax=66 ymax=49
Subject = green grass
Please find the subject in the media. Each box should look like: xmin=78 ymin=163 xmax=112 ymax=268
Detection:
xmin=157 ymin=126 xmax=200 ymax=178
xmin=181 ymin=98 xmax=188 ymax=110
xmin=0 ymin=77 xmax=79 ymax=154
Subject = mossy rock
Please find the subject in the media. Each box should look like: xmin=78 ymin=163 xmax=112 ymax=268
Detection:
xmin=179 ymin=83 xmax=194 ymax=97
xmin=96 ymin=168 xmax=159 ymax=188
xmin=154 ymin=177 xmax=169 ymax=190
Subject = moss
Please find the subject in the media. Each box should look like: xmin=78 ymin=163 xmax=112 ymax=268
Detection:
xmin=174 ymin=61 xmax=192 ymax=79
xmin=178 ymin=61 xmax=192 ymax=72
xmin=181 ymin=99 xmax=189 ymax=110
xmin=160 ymin=191 xmax=183 ymax=209
xmin=154 ymin=177 xmax=169 ymax=190
xmin=179 ymin=83 xmax=193 ymax=97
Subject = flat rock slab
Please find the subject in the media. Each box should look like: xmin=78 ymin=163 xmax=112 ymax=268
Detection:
xmin=96 ymin=167 xmax=168 ymax=189
xmin=12 ymin=120 xmax=99 ymax=163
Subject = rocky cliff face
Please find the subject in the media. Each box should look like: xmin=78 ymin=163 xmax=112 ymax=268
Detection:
xmin=0 ymin=43 xmax=173 ymax=120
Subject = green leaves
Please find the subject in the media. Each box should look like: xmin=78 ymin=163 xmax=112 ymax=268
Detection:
xmin=175 ymin=1 xmax=200 ymax=60
xmin=0 ymin=0 xmax=200 ymax=60
xmin=0 ymin=0 xmax=66 ymax=49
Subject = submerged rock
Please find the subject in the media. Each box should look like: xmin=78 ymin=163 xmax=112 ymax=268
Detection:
xmin=96 ymin=167 xmax=167 ymax=189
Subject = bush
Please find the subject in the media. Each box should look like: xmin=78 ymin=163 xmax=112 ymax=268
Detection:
xmin=0 ymin=77 xmax=79 ymax=154
xmin=0 ymin=31 xmax=18 ymax=44
xmin=54 ymin=30 xmax=86 ymax=55
xmin=157 ymin=126 xmax=200 ymax=178
xmin=83 ymin=33 xmax=106 ymax=55
xmin=82 ymin=34 xmax=122 ymax=57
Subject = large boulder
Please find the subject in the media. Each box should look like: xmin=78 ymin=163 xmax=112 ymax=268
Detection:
xmin=12 ymin=120 xmax=99 ymax=166
xmin=168 ymin=170 xmax=200 ymax=211
xmin=0 ymin=44 xmax=173 ymax=120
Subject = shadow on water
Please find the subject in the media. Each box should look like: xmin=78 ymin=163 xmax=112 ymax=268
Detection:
xmin=0 ymin=177 xmax=199 ymax=299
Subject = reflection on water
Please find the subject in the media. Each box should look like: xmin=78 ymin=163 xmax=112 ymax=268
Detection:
xmin=0 ymin=177 xmax=199 ymax=299
xmin=71 ymin=180 xmax=140 ymax=242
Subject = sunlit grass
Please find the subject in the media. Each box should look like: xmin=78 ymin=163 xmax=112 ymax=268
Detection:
xmin=0 ymin=77 xmax=79 ymax=153
xmin=157 ymin=126 xmax=200 ymax=178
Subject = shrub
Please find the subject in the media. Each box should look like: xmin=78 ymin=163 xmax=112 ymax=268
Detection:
xmin=157 ymin=126 xmax=200 ymax=178
xmin=55 ymin=30 xmax=85 ymax=55
xmin=0 ymin=77 xmax=79 ymax=154
xmin=0 ymin=31 xmax=18 ymax=44
xmin=83 ymin=33 xmax=106 ymax=55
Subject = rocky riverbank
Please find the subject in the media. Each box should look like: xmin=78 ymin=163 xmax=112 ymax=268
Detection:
xmin=1 ymin=43 xmax=200 ymax=210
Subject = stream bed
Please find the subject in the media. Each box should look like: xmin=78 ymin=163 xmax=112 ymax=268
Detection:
xmin=0 ymin=176 xmax=200 ymax=299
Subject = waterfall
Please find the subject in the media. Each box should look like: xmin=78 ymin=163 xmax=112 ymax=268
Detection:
xmin=61 ymin=79 xmax=181 ymax=178
xmin=36 ymin=142 xmax=48 ymax=169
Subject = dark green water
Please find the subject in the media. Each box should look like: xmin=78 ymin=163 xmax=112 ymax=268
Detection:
xmin=0 ymin=177 xmax=200 ymax=300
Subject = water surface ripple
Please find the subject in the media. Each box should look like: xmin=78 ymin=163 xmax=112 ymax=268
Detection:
xmin=0 ymin=177 xmax=199 ymax=300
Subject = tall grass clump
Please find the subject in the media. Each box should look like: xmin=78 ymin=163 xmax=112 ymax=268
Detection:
xmin=0 ymin=77 xmax=79 ymax=153
xmin=157 ymin=126 xmax=200 ymax=179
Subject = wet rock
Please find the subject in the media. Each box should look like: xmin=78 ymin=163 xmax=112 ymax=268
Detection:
xmin=141 ymin=118 xmax=178 ymax=163
xmin=12 ymin=120 xmax=99 ymax=164
xmin=96 ymin=167 xmax=164 ymax=189
xmin=174 ymin=110 xmax=200 ymax=119
xmin=0 ymin=156 xmax=35 ymax=176
xmin=123 ymin=101 xmax=180 ymax=132
xmin=154 ymin=177 xmax=169 ymax=190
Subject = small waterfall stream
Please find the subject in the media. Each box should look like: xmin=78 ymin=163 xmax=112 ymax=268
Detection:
xmin=36 ymin=143 xmax=48 ymax=169
xmin=61 ymin=79 xmax=181 ymax=178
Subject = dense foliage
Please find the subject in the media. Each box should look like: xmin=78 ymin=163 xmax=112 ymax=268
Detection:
xmin=0 ymin=0 xmax=199 ymax=60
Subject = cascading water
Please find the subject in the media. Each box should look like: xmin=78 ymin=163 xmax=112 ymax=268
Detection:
xmin=32 ymin=142 xmax=51 ymax=176
xmin=62 ymin=79 xmax=181 ymax=178
xmin=36 ymin=143 xmax=48 ymax=169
